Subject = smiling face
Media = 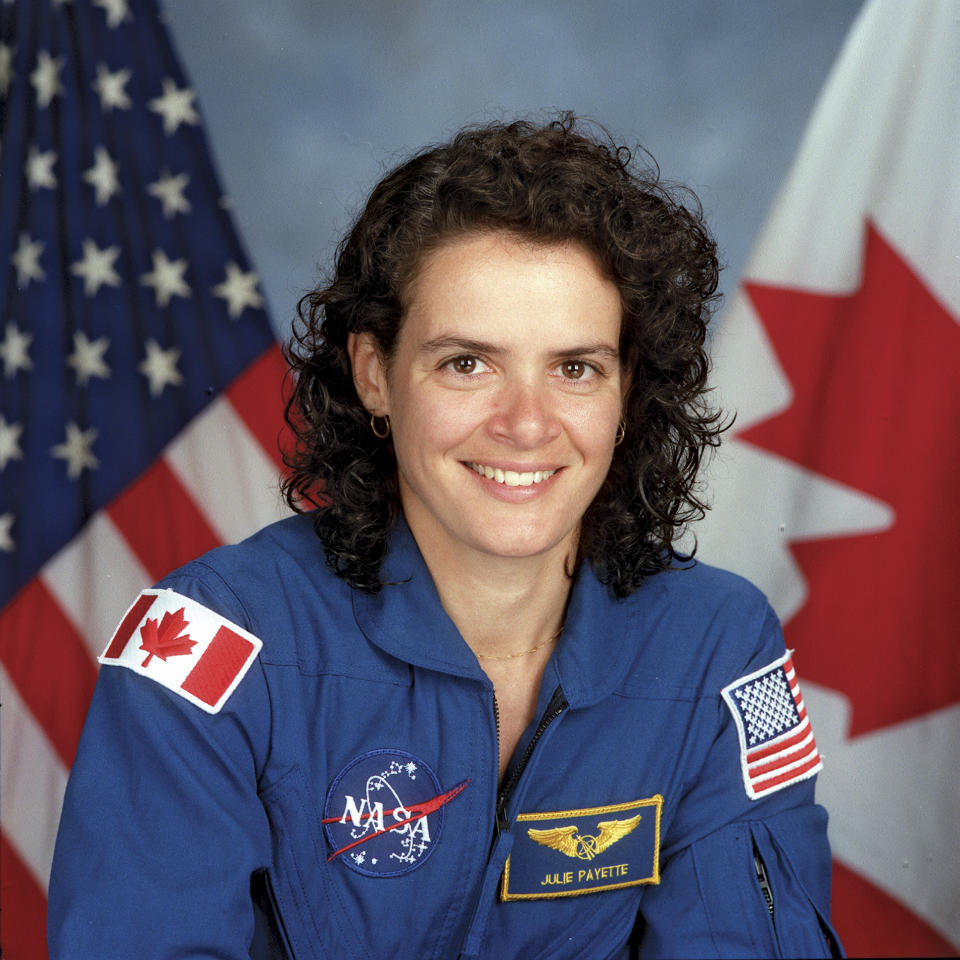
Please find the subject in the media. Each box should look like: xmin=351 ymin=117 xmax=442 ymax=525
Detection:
xmin=350 ymin=232 xmax=626 ymax=569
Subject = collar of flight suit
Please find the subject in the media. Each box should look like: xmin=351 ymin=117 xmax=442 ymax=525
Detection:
xmin=350 ymin=518 xmax=668 ymax=710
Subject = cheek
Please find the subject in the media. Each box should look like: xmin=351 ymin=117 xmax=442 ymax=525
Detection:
xmin=561 ymin=398 xmax=622 ymax=451
xmin=390 ymin=387 xmax=483 ymax=453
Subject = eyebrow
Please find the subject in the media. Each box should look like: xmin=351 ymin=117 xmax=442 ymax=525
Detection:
xmin=418 ymin=335 xmax=498 ymax=356
xmin=418 ymin=335 xmax=620 ymax=361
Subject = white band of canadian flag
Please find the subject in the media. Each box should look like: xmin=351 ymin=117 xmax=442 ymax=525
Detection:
xmin=721 ymin=649 xmax=823 ymax=800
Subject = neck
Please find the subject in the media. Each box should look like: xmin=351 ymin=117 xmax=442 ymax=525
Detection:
xmin=409 ymin=525 xmax=576 ymax=661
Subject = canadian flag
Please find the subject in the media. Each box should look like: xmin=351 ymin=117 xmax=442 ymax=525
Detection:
xmin=697 ymin=0 xmax=960 ymax=956
xmin=100 ymin=589 xmax=263 ymax=714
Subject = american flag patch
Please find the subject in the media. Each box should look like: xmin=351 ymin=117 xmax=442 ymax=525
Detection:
xmin=721 ymin=650 xmax=823 ymax=800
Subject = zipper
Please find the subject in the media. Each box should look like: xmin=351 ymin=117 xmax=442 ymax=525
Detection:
xmin=460 ymin=686 xmax=568 ymax=958
xmin=494 ymin=685 xmax=568 ymax=836
xmin=493 ymin=691 xmax=502 ymax=793
xmin=753 ymin=841 xmax=775 ymax=923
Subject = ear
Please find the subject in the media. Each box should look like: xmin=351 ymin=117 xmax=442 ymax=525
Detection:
xmin=347 ymin=332 xmax=390 ymax=416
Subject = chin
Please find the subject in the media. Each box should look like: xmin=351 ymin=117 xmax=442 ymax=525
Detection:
xmin=467 ymin=524 xmax=574 ymax=562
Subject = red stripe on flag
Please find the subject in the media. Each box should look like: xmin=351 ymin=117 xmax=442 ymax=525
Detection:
xmin=1 ymin=833 xmax=49 ymax=960
xmin=789 ymin=682 xmax=808 ymax=719
xmin=102 ymin=593 xmax=157 ymax=659
xmin=749 ymin=741 xmax=817 ymax=779
xmin=746 ymin=720 xmax=812 ymax=764
xmin=785 ymin=662 xmax=808 ymax=711
xmin=180 ymin=625 xmax=254 ymax=707
xmin=0 ymin=579 xmax=97 ymax=767
xmin=226 ymin=346 xmax=290 ymax=470
xmin=752 ymin=752 xmax=822 ymax=795
xmin=108 ymin=459 xmax=222 ymax=581
xmin=830 ymin=860 xmax=957 ymax=958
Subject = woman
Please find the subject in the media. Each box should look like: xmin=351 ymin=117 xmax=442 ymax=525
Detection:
xmin=49 ymin=116 xmax=842 ymax=958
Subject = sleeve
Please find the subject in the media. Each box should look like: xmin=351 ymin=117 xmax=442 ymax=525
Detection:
xmin=636 ymin=604 xmax=844 ymax=959
xmin=46 ymin=569 xmax=277 ymax=960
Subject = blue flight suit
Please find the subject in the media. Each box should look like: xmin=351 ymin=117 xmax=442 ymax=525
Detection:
xmin=49 ymin=513 xmax=843 ymax=958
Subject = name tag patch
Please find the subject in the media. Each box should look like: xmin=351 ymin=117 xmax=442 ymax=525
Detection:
xmin=501 ymin=796 xmax=662 ymax=900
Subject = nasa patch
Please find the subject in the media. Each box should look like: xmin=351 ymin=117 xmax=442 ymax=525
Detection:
xmin=322 ymin=749 xmax=469 ymax=877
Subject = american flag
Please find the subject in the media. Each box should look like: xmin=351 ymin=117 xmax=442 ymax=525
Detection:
xmin=0 ymin=1 xmax=291 ymax=955
xmin=721 ymin=651 xmax=823 ymax=800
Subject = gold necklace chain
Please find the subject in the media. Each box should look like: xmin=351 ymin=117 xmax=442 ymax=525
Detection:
xmin=475 ymin=628 xmax=563 ymax=662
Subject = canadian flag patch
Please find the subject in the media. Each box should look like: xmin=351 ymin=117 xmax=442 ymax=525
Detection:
xmin=721 ymin=650 xmax=823 ymax=800
xmin=99 ymin=589 xmax=262 ymax=714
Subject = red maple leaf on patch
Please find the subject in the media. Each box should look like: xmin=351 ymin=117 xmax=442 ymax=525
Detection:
xmin=139 ymin=607 xmax=196 ymax=668
xmin=739 ymin=221 xmax=960 ymax=736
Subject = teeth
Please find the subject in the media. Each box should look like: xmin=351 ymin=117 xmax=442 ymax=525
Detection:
xmin=470 ymin=463 xmax=555 ymax=486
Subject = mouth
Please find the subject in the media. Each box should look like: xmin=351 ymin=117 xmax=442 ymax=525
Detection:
xmin=466 ymin=462 xmax=558 ymax=488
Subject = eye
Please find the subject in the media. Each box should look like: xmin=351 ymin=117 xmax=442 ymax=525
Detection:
xmin=444 ymin=355 xmax=487 ymax=376
xmin=557 ymin=360 xmax=597 ymax=381
xmin=452 ymin=356 xmax=477 ymax=374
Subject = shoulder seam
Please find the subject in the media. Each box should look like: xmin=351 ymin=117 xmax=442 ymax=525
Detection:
xmin=185 ymin=557 xmax=258 ymax=634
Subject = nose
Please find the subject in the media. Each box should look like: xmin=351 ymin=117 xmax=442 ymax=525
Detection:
xmin=487 ymin=377 xmax=561 ymax=449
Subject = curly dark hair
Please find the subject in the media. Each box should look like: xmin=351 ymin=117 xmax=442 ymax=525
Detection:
xmin=283 ymin=113 xmax=725 ymax=597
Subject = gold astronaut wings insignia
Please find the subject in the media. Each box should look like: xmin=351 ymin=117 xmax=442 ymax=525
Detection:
xmin=527 ymin=813 xmax=643 ymax=861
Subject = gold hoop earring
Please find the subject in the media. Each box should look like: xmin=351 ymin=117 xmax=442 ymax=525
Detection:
xmin=614 ymin=420 xmax=626 ymax=446
xmin=370 ymin=414 xmax=391 ymax=439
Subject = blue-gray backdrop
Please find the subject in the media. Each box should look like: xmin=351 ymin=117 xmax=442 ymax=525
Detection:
xmin=162 ymin=0 xmax=865 ymax=339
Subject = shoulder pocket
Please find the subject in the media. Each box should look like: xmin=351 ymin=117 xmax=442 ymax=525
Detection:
xmin=751 ymin=806 xmax=844 ymax=957
xmin=653 ymin=810 xmax=842 ymax=957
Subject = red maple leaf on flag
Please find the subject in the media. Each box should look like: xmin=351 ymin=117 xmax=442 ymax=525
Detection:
xmin=739 ymin=221 xmax=960 ymax=737
xmin=139 ymin=607 xmax=197 ymax=668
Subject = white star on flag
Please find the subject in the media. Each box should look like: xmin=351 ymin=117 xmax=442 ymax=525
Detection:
xmin=71 ymin=238 xmax=122 ymax=297
xmin=30 ymin=50 xmax=63 ymax=108
xmin=0 ymin=513 xmax=14 ymax=553
xmin=0 ymin=414 xmax=24 ymax=470
xmin=10 ymin=233 xmax=45 ymax=289
xmin=0 ymin=323 xmax=33 ymax=378
xmin=93 ymin=62 xmax=132 ymax=111
xmin=0 ymin=43 xmax=13 ymax=98
xmin=93 ymin=0 xmax=132 ymax=29
xmin=139 ymin=338 xmax=183 ymax=396
xmin=25 ymin=144 xmax=57 ymax=190
xmin=148 ymin=77 xmax=199 ymax=135
xmin=140 ymin=249 xmax=191 ymax=307
xmin=213 ymin=261 xmax=264 ymax=318
xmin=67 ymin=332 xmax=111 ymax=386
xmin=50 ymin=422 xmax=99 ymax=478
xmin=83 ymin=146 xmax=121 ymax=205
xmin=148 ymin=170 xmax=191 ymax=218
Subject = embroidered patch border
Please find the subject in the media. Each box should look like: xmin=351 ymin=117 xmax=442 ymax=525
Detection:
xmin=321 ymin=748 xmax=469 ymax=878
xmin=721 ymin=649 xmax=823 ymax=800
xmin=501 ymin=795 xmax=662 ymax=901
xmin=99 ymin=588 xmax=262 ymax=714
